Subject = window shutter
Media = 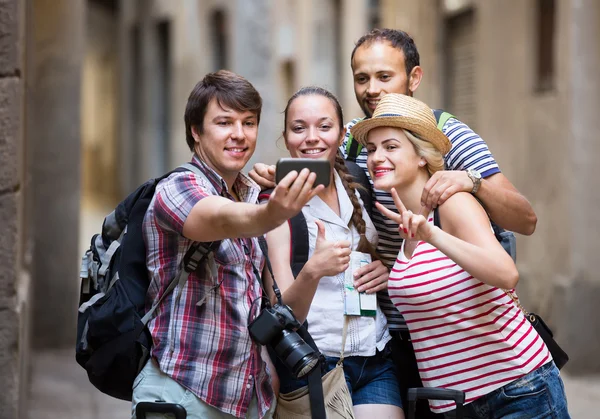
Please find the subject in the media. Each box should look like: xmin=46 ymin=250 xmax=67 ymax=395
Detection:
xmin=445 ymin=10 xmax=477 ymax=129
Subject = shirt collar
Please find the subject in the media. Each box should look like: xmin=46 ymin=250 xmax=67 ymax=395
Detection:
xmin=191 ymin=154 xmax=260 ymax=203
xmin=306 ymin=171 xmax=353 ymax=228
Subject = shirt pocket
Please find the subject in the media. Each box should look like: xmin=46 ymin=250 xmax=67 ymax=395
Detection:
xmin=213 ymin=238 xmax=245 ymax=266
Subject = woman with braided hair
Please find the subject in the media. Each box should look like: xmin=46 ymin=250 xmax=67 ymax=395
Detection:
xmin=262 ymin=86 xmax=404 ymax=418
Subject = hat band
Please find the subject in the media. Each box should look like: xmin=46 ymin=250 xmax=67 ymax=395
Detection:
xmin=376 ymin=113 xmax=403 ymax=118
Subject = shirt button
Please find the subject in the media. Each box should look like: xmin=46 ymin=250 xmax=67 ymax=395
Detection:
xmin=246 ymin=383 xmax=251 ymax=389
xmin=249 ymin=374 xmax=253 ymax=380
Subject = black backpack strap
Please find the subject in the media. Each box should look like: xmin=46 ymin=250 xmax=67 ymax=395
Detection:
xmin=433 ymin=207 xmax=441 ymax=229
xmin=258 ymin=188 xmax=311 ymax=279
xmin=289 ymin=212 xmax=310 ymax=278
xmin=344 ymin=160 xmax=373 ymax=217
xmin=142 ymin=162 xmax=222 ymax=324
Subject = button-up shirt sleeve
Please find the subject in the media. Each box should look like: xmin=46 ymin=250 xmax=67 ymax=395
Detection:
xmin=152 ymin=172 xmax=211 ymax=236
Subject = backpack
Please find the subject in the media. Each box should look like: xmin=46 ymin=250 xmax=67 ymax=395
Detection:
xmin=76 ymin=163 xmax=220 ymax=401
xmin=344 ymin=109 xmax=517 ymax=262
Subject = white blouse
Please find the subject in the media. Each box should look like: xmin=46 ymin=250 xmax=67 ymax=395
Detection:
xmin=303 ymin=171 xmax=391 ymax=357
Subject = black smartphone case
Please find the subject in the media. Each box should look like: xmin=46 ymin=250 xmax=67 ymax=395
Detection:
xmin=275 ymin=158 xmax=331 ymax=188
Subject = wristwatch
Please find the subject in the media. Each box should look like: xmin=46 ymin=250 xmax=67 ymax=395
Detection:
xmin=466 ymin=169 xmax=482 ymax=194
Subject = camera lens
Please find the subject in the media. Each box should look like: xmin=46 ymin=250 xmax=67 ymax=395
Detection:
xmin=273 ymin=329 xmax=320 ymax=378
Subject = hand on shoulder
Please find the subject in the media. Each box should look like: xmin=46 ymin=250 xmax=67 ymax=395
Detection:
xmin=421 ymin=170 xmax=475 ymax=209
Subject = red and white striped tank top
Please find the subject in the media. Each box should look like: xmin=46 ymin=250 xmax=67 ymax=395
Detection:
xmin=388 ymin=214 xmax=552 ymax=414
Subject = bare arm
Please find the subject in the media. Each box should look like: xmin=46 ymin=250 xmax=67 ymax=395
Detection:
xmin=378 ymin=189 xmax=519 ymax=289
xmin=421 ymin=170 xmax=537 ymax=235
xmin=475 ymin=172 xmax=537 ymax=235
xmin=431 ymin=193 xmax=520 ymax=289
xmin=183 ymin=169 xmax=323 ymax=242
xmin=263 ymin=220 xmax=351 ymax=323
xmin=263 ymin=222 xmax=321 ymax=323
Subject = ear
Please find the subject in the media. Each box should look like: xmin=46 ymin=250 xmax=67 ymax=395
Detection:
xmin=282 ymin=132 xmax=290 ymax=151
xmin=408 ymin=66 xmax=423 ymax=94
xmin=191 ymin=125 xmax=202 ymax=143
xmin=339 ymin=126 xmax=347 ymax=147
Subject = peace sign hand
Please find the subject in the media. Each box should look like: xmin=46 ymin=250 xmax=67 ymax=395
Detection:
xmin=375 ymin=188 xmax=436 ymax=243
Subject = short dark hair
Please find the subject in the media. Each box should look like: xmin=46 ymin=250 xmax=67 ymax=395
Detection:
xmin=351 ymin=28 xmax=420 ymax=76
xmin=184 ymin=70 xmax=262 ymax=151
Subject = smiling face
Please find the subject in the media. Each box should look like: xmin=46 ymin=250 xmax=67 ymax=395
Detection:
xmin=365 ymin=126 xmax=426 ymax=191
xmin=352 ymin=41 xmax=415 ymax=117
xmin=284 ymin=94 xmax=344 ymax=169
xmin=193 ymin=98 xmax=258 ymax=183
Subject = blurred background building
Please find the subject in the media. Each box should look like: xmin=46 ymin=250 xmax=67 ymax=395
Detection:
xmin=2 ymin=0 xmax=599 ymax=417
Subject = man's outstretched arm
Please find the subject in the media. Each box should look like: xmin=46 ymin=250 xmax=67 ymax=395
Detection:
xmin=421 ymin=165 xmax=537 ymax=236
xmin=421 ymin=118 xmax=537 ymax=236
xmin=183 ymin=169 xmax=323 ymax=242
xmin=475 ymin=172 xmax=537 ymax=235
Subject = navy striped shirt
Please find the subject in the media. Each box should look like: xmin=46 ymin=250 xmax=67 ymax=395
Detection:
xmin=340 ymin=117 xmax=500 ymax=331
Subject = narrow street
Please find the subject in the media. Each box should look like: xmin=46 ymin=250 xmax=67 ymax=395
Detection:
xmin=28 ymin=348 xmax=600 ymax=418
xmin=25 ymin=201 xmax=600 ymax=418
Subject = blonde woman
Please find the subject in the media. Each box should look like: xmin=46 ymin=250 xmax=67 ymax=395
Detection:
xmin=350 ymin=93 xmax=569 ymax=419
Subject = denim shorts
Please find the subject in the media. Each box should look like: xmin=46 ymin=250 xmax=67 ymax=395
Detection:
xmin=279 ymin=343 xmax=403 ymax=408
xmin=443 ymin=361 xmax=570 ymax=419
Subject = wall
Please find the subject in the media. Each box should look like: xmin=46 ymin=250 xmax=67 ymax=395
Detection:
xmin=387 ymin=0 xmax=600 ymax=372
xmin=558 ymin=0 xmax=600 ymax=373
xmin=28 ymin=0 xmax=84 ymax=349
xmin=0 ymin=0 xmax=28 ymax=416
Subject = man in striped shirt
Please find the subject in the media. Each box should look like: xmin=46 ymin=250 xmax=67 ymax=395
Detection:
xmin=342 ymin=28 xmax=536 ymax=326
xmin=135 ymin=70 xmax=323 ymax=419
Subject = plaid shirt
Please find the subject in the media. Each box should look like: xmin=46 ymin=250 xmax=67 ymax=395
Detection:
xmin=143 ymin=155 xmax=274 ymax=418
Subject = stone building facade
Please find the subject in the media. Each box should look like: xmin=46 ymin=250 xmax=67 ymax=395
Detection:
xmin=1 ymin=0 xmax=599 ymax=417
xmin=1 ymin=1 xmax=27 ymax=417
xmin=385 ymin=0 xmax=600 ymax=374
xmin=2 ymin=0 xmax=84 ymax=416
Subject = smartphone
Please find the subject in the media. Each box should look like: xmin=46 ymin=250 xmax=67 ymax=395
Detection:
xmin=275 ymin=158 xmax=331 ymax=188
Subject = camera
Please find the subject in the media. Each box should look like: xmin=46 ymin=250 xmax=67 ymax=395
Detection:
xmin=248 ymin=303 xmax=320 ymax=378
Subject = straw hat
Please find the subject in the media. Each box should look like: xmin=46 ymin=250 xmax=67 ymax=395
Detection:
xmin=350 ymin=93 xmax=452 ymax=155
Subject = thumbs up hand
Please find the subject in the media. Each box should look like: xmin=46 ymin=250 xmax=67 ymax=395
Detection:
xmin=305 ymin=220 xmax=352 ymax=279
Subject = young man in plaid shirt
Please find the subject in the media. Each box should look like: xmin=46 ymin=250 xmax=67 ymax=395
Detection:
xmin=132 ymin=70 xmax=323 ymax=418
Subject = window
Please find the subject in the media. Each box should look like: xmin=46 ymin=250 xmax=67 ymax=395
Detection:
xmin=211 ymin=9 xmax=228 ymax=70
xmin=281 ymin=60 xmax=296 ymax=102
xmin=536 ymin=0 xmax=556 ymax=92
xmin=369 ymin=0 xmax=380 ymax=29
xmin=444 ymin=10 xmax=477 ymax=129
xmin=333 ymin=0 xmax=342 ymax=95
xmin=157 ymin=20 xmax=170 ymax=171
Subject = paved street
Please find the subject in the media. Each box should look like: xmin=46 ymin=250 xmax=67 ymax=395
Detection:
xmin=28 ymin=347 xmax=600 ymax=418
xmin=26 ymin=200 xmax=599 ymax=418
xmin=28 ymin=349 xmax=130 ymax=419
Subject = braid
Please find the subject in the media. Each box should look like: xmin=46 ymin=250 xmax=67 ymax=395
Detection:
xmin=334 ymin=153 xmax=378 ymax=260
xmin=282 ymin=86 xmax=378 ymax=260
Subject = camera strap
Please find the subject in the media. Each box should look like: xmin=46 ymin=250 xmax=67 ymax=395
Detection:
xmin=256 ymin=237 xmax=283 ymax=305
xmin=254 ymin=237 xmax=328 ymax=419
